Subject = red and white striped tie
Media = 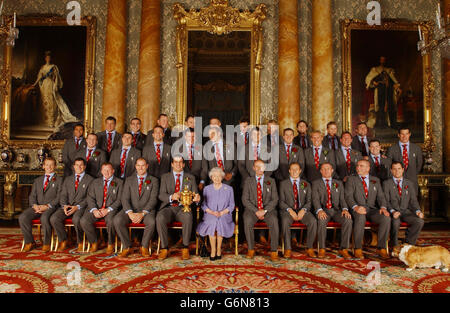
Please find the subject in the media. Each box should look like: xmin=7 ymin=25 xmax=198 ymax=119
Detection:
xmin=402 ymin=144 xmax=409 ymax=170
xmin=286 ymin=144 xmax=291 ymax=162
xmin=361 ymin=176 xmax=368 ymax=198
xmin=257 ymin=177 xmax=263 ymax=210
xmin=215 ymin=144 xmax=224 ymax=170
xmin=314 ymin=147 xmax=320 ymax=170
xmin=325 ymin=179 xmax=332 ymax=209
xmin=120 ymin=148 xmax=128 ymax=177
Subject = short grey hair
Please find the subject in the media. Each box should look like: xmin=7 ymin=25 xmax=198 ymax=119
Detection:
xmin=209 ymin=167 xmax=225 ymax=180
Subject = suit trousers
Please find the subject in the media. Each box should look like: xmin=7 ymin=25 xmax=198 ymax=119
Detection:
xmin=80 ymin=209 xmax=118 ymax=244
xmin=156 ymin=205 xmax=193 ymax=249
xmin=114 ymin=210 xmax=156 ymax=249
xmin=19 ymin=206 xmax=57 ymax=245
xmin=243 ymin=209 xmax=279 ymax=251
xmin=390 ymin=213 xmax=424 ymax=246
xmin=353 ymin=209 xmax=391 ymax=249
xmin=317 ymin=208 xmax=352 ymax=249
xmin=50 ymin=208 xmax=85 ymax=243
xmin=281 ymin=210 xmax=317 ymax=250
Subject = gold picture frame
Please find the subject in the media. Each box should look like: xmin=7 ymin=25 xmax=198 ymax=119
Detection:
xmin=173 ymin=0 xmax=266 ymax=125
xmin=0 ymin=15 xmax=96 ymax=149
xmin=341 ymin=19 xmax=434 ymax=148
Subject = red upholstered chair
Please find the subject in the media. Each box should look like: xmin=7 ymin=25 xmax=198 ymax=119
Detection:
xmin=85 ymin=220 xmax=108 ymax=252
xmin=156 ymin=206 xmax=201 ymax=255
xmin=280 ymin=221 xmax=307 ymax=254
xmin=20 ymin=219 xmax=43 ymax=251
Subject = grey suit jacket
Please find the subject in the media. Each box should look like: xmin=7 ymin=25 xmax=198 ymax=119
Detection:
xmin=304 ymin=146 xmax=336 ymax=182
xmin=132 ymin=132 xmax=146 ymax=151
xmin=62 ymin=137 xmax=86 ymax=177
xmin=293 ymin=134 xmax=311 ymax=149
xmin=109 ymin=146 xmax=141 ymax=179
xmin=312 ymin=178 xmax=347 ymax=213
xmin=29 ymin=174 xmax=64 ymax=209
xmin=201 ymin=142 xmax=238 ymax=185
xmin=173 ymin=141 xmax=203 ymax=183
xmin=274 ymin=144 xmax=305 ymax=182
xmin=145 ymin=128 xmax=173 ymax=146
xmin=322 ymin=135 xmax=341 ymax=150
xmin=75 ymin=147 xmax=107 ymax=178
xmin=351 ymin=136 xmax=370 ymax=156
xmin=382 ymin=178 xmax=420 ymax=215
xmin=96 ymin=131 xmax=122 ymax=158
xmin=87 ymin=176 xmax=123 ymax=211
xmin=59 ymin=174 xmax=94 ymax=211
xmin=238 ymin=143 xmax=273 ymax=185
xmin=386 ymin=142 xmax=423 ymax=183
xmin=279 ymin=178 xmax=311 ymax=212
xmin=158 ymin=172 xmax=199 ymax=209
xmin=122 ymin=174 xmax=159 ymax=213
xmin=368 ymin=153 xmax=392 ymax=181
xmin=242 ymin=176 xmax=278 ymax=214
xmin=344 ymin=175 xmax=387 ymax=211
xmin=142 ymin=142 xmax=172 ymax=179
xmin=335 ymin=148 xmax=363 ymax=180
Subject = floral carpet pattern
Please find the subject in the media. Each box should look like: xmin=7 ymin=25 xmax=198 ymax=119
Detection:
xmin=0 ymin=227 xmax=448 ymax=293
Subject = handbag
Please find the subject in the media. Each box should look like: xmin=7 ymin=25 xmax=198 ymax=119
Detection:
xmin=198 ymin=235 xmax=209 ymax=257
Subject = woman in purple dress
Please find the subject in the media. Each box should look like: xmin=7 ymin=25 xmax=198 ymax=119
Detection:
xmin=196 ymin=167 xmax=235 ymax=260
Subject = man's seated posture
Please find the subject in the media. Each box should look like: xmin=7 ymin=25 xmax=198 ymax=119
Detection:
xmin=156 ymin=155 xmax=200 ymax=260
xmin=279 ymin=162 xmax=317 ymax=258
xmin=312 ymin=163 xmax=352 ymax=260
xmin=383 ymin=161 xmax=424 ymax=250
xmin=114 ymin=158 xmax=159 ymax=257
xmin=50 ymin=158 xmax=94 ymax=252
xmin=345 ymin=159 xmax=391 ymax=260
xmin=19 ymin=157 xmax=63 ymax=252
xmin=80 ymin=162 xmax=123 ymax=254
xmin=242 ymin=160 xmax=279 ymax=261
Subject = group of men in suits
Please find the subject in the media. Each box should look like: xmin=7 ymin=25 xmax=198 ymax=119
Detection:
xmin=19 ymin=115 xmax=425 ymax=262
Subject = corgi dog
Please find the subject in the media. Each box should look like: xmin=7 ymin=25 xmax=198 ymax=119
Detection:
xmin=392 ymin=244 xmax=450 ymax=272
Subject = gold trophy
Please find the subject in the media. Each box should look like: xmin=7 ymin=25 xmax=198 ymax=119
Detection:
xmin=180 ymin=185 xmax=194 ymax=213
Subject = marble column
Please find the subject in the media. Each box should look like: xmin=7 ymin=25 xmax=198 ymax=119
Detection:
xmin=137 ymin=0 xmax=161 ymax=133
xmin=444 ymin=0 xmax=450 ymax=171
xmin=102 ymin=0 xmax=127 ymax=133
xmin=278 ymin=0 xmax=300 ymax=131
xmin=311 ymin=0 xmax=334 ymax=133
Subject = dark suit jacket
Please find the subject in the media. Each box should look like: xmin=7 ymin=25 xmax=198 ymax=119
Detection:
xmin=29 ymin=174 xmax=64 ymax=209
xmin=142 ymin=142 xmax=172 ymax=179
xmin=158 ymin=172 xmax=198 ymax=209
xmin=201 ymin=141 xmax=238 ymax=185
xmin=121 ymin=174 xmax=159 ymax=213
xmin=237 ymin=142 xmax=273 ymax=186
xmin=274 ymin=143 xmax=305 ymax=182
xmin=109 ymin=146 xmax=141 ymax=179
xmin=303 ymin=146 xmax=336 ymax=183
xmin=87 ymin=176 xmax=123 ymax=211
xmin=322 ymin=135 xmax=341 ymax=150
xmin=59 ymin=173 xmax=94 ymax=211
xmin=312 ymin=178 xmax=347 ymax=213
xmin=131 ymin=132 xmax=146 ymax=151
xmin=173 ymin=141 xmax=203 ymax=184
xmin=242 ymin=176 xmax=278 ymax=214
xmin=383 ymin=178 xmax=420 ymax=215
xmin=75 ymin=147 xmax=107 ymax=178
xmin=344 ymin=175 xmax=387 ymax=211
xmin=96 ymin=131 xmax=122 ymax=158
xmin=368 ymin=153 xmax=392 ymax=181
xmin=279 ymin=178 xmax=311 ymax=212
xmin=62 ymin=137 xmax=86 ymax=177
xmin=293 ymin=134 xmax=311 ymax=149
xmin=265 ymin=134 xmax=283 ymax=148
xmin=386 ymin=142 xmax=423 ymax=184
xmin=351 ymin=136 xmax=370 ymax=156
xmin=335 ymin=148 xmax=363 ymax=180
xmin=145 ymin=128 xmax=173 ymax=146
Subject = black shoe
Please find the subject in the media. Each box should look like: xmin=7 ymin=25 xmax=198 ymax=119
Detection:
xmin=215 ymin=255 xmax=222 ymax=260
xmin=210 ymin=255 xmax=216 ymax=261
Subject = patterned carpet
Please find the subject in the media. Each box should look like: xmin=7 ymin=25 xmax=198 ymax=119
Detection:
xmin=0 ymin=227 xmax=449 ymax=293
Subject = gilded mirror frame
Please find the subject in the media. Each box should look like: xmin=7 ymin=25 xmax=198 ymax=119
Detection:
xmin=173 ymin=0 xmax=266 ymax=125
xmin=0 ymin=15 xmax=96 ymax=149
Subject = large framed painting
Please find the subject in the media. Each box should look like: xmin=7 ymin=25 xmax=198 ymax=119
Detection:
xmin=0 ymin=15 xmax=96 ymax=149
xmin=341 ymin=19 xmax=434 ymax=145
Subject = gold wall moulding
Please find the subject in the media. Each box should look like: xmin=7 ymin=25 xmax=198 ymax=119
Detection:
xmin=0 ymin=15 xmax=96 ymax=150
xmin=173 ymin=0 xmax=266 ymax=125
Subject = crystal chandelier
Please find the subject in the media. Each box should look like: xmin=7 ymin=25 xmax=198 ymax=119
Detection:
xmin=0 ymin=1 xmax=19 ymax=47
xmin=417 ymin=2 xmax=449 ymax=58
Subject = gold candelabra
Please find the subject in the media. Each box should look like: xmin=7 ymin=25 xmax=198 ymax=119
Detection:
xmin=418 ymin=2 xmax=449 ymax=58
xmin=0 ymin=1 xmax=19 ymax=47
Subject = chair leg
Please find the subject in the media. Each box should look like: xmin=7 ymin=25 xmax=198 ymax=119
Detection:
xmin=54 ymin=236 xmax=59 ymax=252
xmin=50 ymin=230 xmax=54 ymax=251
xmin=120 ymin=243 xmax=123 ymax=253
xmin=195 ymin=234 xmax=199 ymax=256
xmin=82 ymin=232 xmax=86 ymax=253
xmin=235 ymin=232 xmax=238 ymax=256
xmin=281 ymin=238 xmax=284 ymax=254
xmin=21 ymin=239 xmax=25 ymax=252
xmin=115 ymin=235 xmax=118 ymax=254
xmin=333 ymin=229 xmax=337 ymax=245
xmin=99 ymin=228 xmax=104 ymax=244
xmin=38 ymin=225 xmax=42 ymax=244
xmin=299 ymin=230 xmax=304 ymax=248
xmin=157 ymin=236 xmax=160 ymax=255
xmin=149 ymin=240 xmax=152 ymax=255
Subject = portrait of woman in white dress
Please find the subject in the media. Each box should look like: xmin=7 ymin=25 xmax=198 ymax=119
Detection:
xmin=32 ymin=51 xmax=78 ymax=130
